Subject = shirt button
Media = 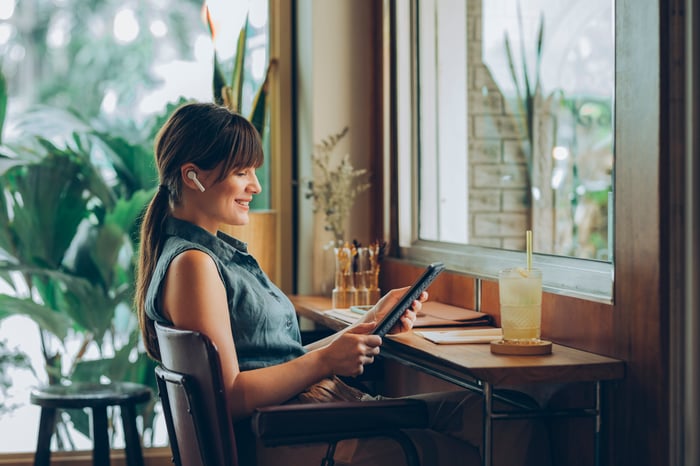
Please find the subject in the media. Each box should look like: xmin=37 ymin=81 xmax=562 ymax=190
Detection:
xmin=285 ymin=319 xmax=292 ymax=328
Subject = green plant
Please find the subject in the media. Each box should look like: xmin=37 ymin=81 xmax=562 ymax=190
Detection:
xmin=0 ymin=0 xmax=272 ymax=448
xmin=504 ymin=3 xmax=545 ymax=185
xmin=0 ymin=75 xmax=183 ymax=445
xmin=0 ymin=0 xmax=228 ymax=449
xmin=3 ymin=0 xmax=203 ymax=122
xmin=205 ymin=5 xmax=274 ymax=210
xmin=305 ymin=127 xmax=371 ymax=243
xmin=0 ymin=339 xmax=34 ymax=415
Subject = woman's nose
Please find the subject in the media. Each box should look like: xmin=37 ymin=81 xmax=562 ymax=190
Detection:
xmin=249 ymin=174 xmax=262 ymax=194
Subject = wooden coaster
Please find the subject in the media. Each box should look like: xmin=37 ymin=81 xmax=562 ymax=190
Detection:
xmin=490 ymin=339 xmax=553 ymax=355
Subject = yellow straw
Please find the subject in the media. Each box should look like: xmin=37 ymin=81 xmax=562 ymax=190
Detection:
xmin=526 ymin=230 xmax=532 ymax=271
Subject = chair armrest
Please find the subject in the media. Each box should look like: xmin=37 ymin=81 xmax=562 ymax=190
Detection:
xmin=251 ymin=399 xmax=428 ymax=446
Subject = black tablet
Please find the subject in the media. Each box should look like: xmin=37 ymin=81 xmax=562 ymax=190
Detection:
xmin=372 ymin=262 xmax=446 ymax=337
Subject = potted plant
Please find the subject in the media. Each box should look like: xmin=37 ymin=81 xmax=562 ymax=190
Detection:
xmin=0 ymin=77 xmax=184 ymax=446
xmin=304 ymin=126 xmax=372 ymax=300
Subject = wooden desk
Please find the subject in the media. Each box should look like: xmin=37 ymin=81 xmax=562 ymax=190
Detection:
xmin=291 ymin=295 xmax=625 ymax=466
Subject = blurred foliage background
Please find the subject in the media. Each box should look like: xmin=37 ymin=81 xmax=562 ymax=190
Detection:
xmin=0 ymin=0 xmax=269 ymax=451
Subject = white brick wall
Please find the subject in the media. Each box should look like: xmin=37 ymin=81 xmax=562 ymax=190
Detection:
xmin=467 ymin=0 xmax=530 ymax=249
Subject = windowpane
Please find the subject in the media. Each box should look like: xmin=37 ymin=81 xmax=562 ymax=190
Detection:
xmin=418 ymin=0 xmax=469 ymax=243
xmin=413 ymin=0 xmax=614 ymax=260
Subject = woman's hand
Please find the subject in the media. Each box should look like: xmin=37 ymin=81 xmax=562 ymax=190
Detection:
xmin=320 ymin=324 xmax=382 ymax=377
xmin=315 ymin=287 xmax=427 ymax=377
xmin=362 ymin=287 xmax=426 ymax=335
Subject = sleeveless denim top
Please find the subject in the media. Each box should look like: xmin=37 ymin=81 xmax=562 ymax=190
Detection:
xmin=145 ymin=217 xmax=306 ymax=370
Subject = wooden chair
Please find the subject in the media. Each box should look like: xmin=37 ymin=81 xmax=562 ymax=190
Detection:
xmin=154 ymin=322 xmax=428 ymax=466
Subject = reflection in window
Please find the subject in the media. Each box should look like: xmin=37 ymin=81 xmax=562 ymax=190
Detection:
xmin=416 ymin=0 xmax=614 ymax=261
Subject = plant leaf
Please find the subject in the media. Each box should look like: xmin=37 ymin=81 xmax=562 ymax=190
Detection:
xmin=212 ymin=52 xmax=228 ymax=107
xmin=73 ymin=189 xmax=153 ymax=290
xmin=105 ymin=187 xmax=156 ymax=242
xmin=230 ymin=14 xmax=250 ymax=113
xmin=56 ymin=277 xmax=118 ymax=342
xmin=504 ymin=34 xmax=524 ymax=118
xmin=1 ymin=260 xmax=119 ymax=341
xmin=534 ymin=12 xmax=545 ymax=92
xmin=249 ymin=61 xmax=274 ymax=137
xmin=1 ymin=150 xmax=92 ymax=268
xmin=0 ymin=294 xmax=73 ymax=340
xmin=204 ymin=4 xmax=229 ymax=107
xmin=90 ymin=132 xmax=158 ymax=194
xmin=0 ymin=68 xmax=6 ymax=145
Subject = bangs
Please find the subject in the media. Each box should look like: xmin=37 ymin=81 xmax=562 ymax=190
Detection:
xmin=214 ymin=114 xmax=264 ymax=181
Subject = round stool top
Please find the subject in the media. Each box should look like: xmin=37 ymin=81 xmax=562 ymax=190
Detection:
xmin=30 ymin=381 xmax=152 ymax=409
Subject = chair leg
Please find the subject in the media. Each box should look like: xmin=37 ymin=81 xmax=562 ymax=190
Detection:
xmin=92 ymin=406 xmax=110 ymax=466
xmin=321 ymin=442 xmax=337 ymax=466
xmin=34 ymin=407 xmax=57 ymax=466
xmin=389 ymin=431 xmax=422 ymax=466
xmin=121 ymin=403 xmax=145 ymax=466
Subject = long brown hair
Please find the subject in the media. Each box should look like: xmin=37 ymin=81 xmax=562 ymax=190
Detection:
xmin=135 ymin=102 xmax=264 ymax=360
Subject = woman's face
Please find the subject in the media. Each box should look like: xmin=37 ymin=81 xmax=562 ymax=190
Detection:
xmin=189 ymin=165 xmax=262 ymax=231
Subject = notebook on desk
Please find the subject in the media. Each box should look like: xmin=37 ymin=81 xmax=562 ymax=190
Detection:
xmin=325 ymin=301 xmax=493 ymax=328
xmin=414 ymin=301 xmax=493 ymax=327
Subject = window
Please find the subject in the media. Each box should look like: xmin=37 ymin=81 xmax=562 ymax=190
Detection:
xmin=394 ymin=0 xmax=615 ymax=302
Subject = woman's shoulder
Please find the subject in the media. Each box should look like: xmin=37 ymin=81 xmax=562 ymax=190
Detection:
xmin=162 ymin=234 xmax=214 ymax=259
xmin=169 ymin=248 xmax=217 ymax=273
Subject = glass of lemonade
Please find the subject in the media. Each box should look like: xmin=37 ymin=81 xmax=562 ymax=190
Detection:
xmin=498 ymin=268 xmax=543 ymax=343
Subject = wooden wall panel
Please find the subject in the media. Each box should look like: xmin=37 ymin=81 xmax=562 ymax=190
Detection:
xmin=480 ymin=278 xmax=499 ymax=315
xmin=219 ymin=210 xmax=278 ymax=283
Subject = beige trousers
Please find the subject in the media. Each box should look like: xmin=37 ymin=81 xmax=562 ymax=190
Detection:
xmin=256 ymin=377 xmax=551 ymax=466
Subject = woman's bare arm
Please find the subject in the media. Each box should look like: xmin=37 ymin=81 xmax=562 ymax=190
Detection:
xmin=162 ymin=249 xmax=382 ymax=419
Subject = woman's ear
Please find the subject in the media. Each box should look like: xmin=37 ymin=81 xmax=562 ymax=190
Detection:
xmin=181 ymin=165 xmax=206 ymax=192
xmin=187 ymin=170 xmax=206 ymax=192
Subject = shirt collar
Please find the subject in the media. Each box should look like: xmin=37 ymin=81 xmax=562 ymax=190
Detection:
xmin=164 ymin=217 xmax=250 ymax=262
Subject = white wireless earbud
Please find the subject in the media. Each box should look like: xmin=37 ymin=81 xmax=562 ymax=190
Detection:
xmin=187 ymin=170 xmax=206 ymax=192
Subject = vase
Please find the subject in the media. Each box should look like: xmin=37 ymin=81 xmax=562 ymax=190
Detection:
xmin=367 ymin=244 xmax=382 ymax=304
xmin=332 ymin=243 xmax=357 ymax=309
xmin=353 ymin=247 xmax=371 ymax=306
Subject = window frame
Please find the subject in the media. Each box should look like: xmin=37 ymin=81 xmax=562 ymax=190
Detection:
xmin=389 ymin=0 xmax=615 ymax=304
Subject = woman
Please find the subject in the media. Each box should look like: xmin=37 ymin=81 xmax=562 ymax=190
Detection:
xmin=135 ymin=102 xmax=548 ymax=466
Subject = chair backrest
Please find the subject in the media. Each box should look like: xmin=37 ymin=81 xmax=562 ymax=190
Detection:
xmin=154 ymin=322 xmax=238 ymax=466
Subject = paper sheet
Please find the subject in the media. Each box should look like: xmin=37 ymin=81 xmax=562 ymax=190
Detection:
xmin=415 ymin=328 xmax=503 ymax=344
xmin=325 ymin=309 xmax=362 ymax=324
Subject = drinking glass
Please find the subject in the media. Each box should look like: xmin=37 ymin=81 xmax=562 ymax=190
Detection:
xmin=498 ymin=268 xmax=542 ymax=343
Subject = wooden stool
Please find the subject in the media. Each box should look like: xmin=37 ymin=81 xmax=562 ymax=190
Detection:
xmin=30 ymin=381 xmax=152 ymax=466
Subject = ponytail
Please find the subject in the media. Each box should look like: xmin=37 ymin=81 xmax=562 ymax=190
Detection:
xmin=135 ymin=188 xmax=170 ymax=361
